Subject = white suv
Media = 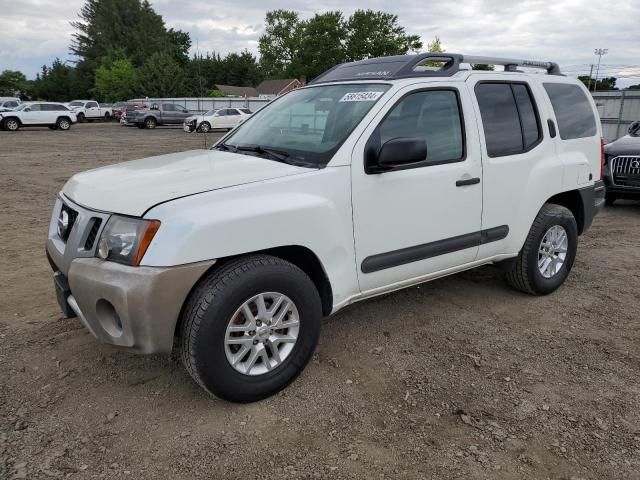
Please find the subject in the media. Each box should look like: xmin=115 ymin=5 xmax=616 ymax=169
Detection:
xmin=46 ymin=54 xmax=605 ymax=402
xmin=1 ymin=102 xmax=77 ymax=131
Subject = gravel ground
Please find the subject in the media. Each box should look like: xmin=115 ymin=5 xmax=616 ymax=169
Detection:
xmin=1 ymin=123 xmax=639 ymax=479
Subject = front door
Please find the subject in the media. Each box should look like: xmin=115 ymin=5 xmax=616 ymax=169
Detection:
xmin=351 ymin=85 xmax=484 ymax=293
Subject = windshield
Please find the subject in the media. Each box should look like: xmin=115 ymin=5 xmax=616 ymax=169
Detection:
xmin=204 ymin=109 xmax=218 ymax=116
xmin=69 ymin=101 xmax=84 ymax=107
xmin=217 ymin=83 xmax=390 ymax=167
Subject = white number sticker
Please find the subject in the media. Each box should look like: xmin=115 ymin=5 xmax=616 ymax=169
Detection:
xmin=339 ymin=91 xmax=384 ymax=102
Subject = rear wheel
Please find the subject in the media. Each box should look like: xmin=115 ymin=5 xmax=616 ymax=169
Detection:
xmin=4 ymin=117 xmax=19 ymax=131
xmin=56 ymin=117 xmax=71 ymax=131
xmin=179 ymin=255 xmax=322 ymax=403
xmin=505 ymin=204 xmax=578 ymax=295
xmin=144 ymin=117 xmax=157 ymax=129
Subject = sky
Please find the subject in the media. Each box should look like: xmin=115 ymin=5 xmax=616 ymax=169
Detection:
xmin=1 ymin=0 xmax=639 ymax=87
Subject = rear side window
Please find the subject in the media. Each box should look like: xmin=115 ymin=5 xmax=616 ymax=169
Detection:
xmin=543 ymin=83 xmax=597 ymax=140
xmin=475 ymin=82 xmax=541 ymax=157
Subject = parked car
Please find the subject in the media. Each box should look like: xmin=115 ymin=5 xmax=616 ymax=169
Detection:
xmin=1 ymin=102 xmax=77 ymax=131
xmin=0 ymin=98 xmax=21 ymax=110
xmin=125 ymin=102 xmax=193 ymax=128
xmin=46 ymin=53 xmax=604 ymax=403
xmin=603 ymin=121 xmax=640 ymax=204
xmin=68 ymin=100 xmax=112 ymax=122
xmin=184 ymin=108 xmax=252 ymax=133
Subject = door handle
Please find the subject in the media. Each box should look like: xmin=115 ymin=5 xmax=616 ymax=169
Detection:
xmin=456 ymin=177 xmax=481 ymax=187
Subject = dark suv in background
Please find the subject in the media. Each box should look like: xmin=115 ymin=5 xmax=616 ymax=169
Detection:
xmin=603 ymin=122 xmax=640 ymax=205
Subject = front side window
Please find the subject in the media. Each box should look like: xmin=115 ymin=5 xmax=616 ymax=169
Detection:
xmin=377 ymin=89 xmax=464 ymax=165
xmin=220 ymin=83 xmax=390 ymax=167
xmin=216 ymin=109 xmax=227 ymax=116
xmin=475 ymin=82 xmax=541 ymax=157
xmin=162 ymin=104 xmax=175 ymax=111
xmin=175 ymin=105 xmax=187 ymax=112
xmin=543 ymin=83 xmax=597 ymax=140
xmin=87 ymin=102 xmax=99 ymax=108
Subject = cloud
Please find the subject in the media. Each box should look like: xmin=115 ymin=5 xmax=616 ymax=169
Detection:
xmin=1 ymin=0 xmax=638 ymax=86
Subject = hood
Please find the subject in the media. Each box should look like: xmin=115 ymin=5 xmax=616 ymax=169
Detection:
xmin=62 ymin=149 xmax=308 ymax=216
xmin=605 ymin=134 xmax=640 ymax=156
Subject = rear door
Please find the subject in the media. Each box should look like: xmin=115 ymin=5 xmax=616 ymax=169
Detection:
xmin=226 ymin=108 xmax=242 ymax=127
xmin=466 ymin=75 xmax=559 ymax=259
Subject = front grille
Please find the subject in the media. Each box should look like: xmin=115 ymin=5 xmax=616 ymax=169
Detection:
xmin=84 ymin=218 xmax=102 ymax=250
xmin=611 ymin=156 xmax=640 ymax=187
xmin=59 ymin=204 xmax=78 ymax=242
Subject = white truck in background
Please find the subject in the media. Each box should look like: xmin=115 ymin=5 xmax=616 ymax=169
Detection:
xmin=68 ymin=100 xmax=112 ymax=122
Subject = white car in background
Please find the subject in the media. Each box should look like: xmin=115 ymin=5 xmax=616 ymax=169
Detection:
xmin=184 ymin=107 xmax=252 ymax=133
xmin=0 ymin=98 xmax=21 ymax=111
xmin=0 ymin=102 xmax=77 ymax=131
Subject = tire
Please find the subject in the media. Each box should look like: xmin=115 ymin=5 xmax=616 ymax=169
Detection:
xmin=56 ymin=117 xmax=71 ymax=131
xmin=104 ymin=112 xmax=111 ymax=121
xmin=144 ymin=117 xmax=157 ymax=129
xmin=505 ymin=203 xmax=578 ymax=295
xmin=77 ymin=113 xmax=86 ymax=123
xmin=4 ymin=117 xmax=19 ymax=131
xmin=199 ymin=121 xmax=211 ymax=133
xmin=605 ymin=193 xmax=617 ymax=206
xmin=179 ymin=255 xmax=322 ymax=403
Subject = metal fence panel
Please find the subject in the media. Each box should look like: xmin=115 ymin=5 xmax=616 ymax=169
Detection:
xmin=128 ymin=97 xmax=271 ymax=114
xmin=592 ymin=91 xmax=640 ymax=142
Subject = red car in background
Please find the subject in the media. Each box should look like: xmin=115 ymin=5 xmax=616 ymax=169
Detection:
xmin=113 ymin=101 xmax=147 ymax=120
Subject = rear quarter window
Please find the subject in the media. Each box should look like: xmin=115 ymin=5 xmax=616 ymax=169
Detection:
xmin=543 ymin=83 xmax=597 ymax=140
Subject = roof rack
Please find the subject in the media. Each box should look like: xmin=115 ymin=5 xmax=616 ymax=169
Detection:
xmin=310 ymin=53 xmax=562 ymax=84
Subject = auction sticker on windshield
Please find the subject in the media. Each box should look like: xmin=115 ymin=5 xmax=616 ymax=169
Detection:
xmin=339 ymin=91 xmax=385 ymax=102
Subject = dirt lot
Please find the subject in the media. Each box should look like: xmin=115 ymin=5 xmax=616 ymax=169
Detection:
xmin=1 ymin=123 xmax=639 ymax=479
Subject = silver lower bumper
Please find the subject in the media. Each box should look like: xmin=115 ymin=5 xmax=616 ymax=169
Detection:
xmin=60 ymin=258 xmax=214 ymax=354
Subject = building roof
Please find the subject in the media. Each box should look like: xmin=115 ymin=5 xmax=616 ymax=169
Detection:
xmin=215 ymin=85 xmax=259 ymax=97
xmin=256 ymin=79 xmax=300 ymax=96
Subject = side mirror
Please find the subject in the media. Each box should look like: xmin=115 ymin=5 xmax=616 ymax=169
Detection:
xmin=375 ymin=137 xmax=427 ymax=171
xmin=629 ymin=121 xmax=640 ymax=137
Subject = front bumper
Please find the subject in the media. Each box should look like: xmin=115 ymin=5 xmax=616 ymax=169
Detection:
xmin=53 ymin=258 xmax=213 ymax=353
xmin=46 ymin=195 xmax=215 ymax=353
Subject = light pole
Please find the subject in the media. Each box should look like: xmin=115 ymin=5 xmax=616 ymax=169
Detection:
xmin=593 ymin=48 xmax=608 ymax=92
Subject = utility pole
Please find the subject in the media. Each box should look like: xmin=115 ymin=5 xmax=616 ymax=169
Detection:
xmin=587 ymin=64 xmax=594 ymax=91
xmin=593 ymin=48 xmax=608 ymax=92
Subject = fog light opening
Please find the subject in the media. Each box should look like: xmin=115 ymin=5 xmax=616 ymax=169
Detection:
xmin=95 ymin=299 xmax=123 ymax=338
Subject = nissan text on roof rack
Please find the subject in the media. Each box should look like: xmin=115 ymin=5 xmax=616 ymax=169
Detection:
xmin=46 ymin=53 xmax=605 ymax=402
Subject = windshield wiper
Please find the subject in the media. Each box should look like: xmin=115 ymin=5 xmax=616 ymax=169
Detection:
xmin=214 ymin=142 xmax=237 ymax=152
xmin=235 ymin=144 xmax=290 ymax=162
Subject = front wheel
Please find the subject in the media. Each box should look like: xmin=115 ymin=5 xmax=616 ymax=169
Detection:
xmin=179 ymin=255 xmax=322 ymax=403
xmin=4 ymin=118 xmax=20 ymax=131
xmin=77 ymin=113 xmax=86 ymax=123
xmin=505 ymin=203 xmax=578 ymax=295
xmin=104 ymin=112 xmax=111 ymax=121
xmin=199 ymin=121 xmax=211 ymax=133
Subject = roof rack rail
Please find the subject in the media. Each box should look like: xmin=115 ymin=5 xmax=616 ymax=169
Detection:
xmin=310 ymin=53 xmax=562 ymax=84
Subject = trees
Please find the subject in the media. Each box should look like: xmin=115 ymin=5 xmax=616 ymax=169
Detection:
xmin=259 ymin=9 xmax=422 ymax=81
xmin=138 ymin=52 xmax=186 ymax=98
xmin=31 ymin=60 xmax=81 ymax=101
xmin=0 ymin=70 xmax=28 ymax=97
xmin=258 ymin=10 xmax=303 ymax=78
xmin=345 ymin=10 xmax=422 ymax=62
xmin=578 ymin=75 xmax=617 ymax=91
xmin=94 ymin=58 xmax=139 ymax=101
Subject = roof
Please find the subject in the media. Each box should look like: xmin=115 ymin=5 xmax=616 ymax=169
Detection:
xmin=256 ymin=79 xmax=299 ymax=96
xmin=215 ymin=85 xmax=259 ymax=97
xmin=310 ymin=53 xmax=561 ymax=85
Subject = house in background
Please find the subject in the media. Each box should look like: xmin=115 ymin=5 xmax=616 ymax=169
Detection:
xmin=215 ymin=84 xmax=259 ymax=98
xmin=256 ymin=79 xmax=304 ymax=99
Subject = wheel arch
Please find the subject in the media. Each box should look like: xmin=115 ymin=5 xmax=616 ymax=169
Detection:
xmin=173 ymin=245 xmax=334 ymax=341
xmin=2 ymin=115 xmax=21 ymax=126
xmin=545 ymin=189 xmax=585 ymax=234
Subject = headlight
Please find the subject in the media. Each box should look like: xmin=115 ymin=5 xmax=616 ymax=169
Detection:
xmin=97 ymin=215 xmax=160 ymax=266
